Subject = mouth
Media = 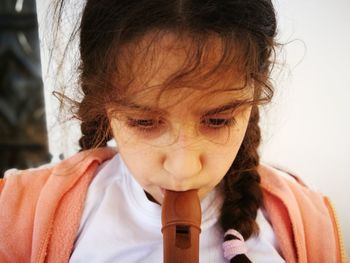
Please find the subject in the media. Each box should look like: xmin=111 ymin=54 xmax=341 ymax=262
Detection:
xmin=158 ymin=187 xmax=205 ymax=207
xmin=160 ymin=187 xmax=166 ymax=197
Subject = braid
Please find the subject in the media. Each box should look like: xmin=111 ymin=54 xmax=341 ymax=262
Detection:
xmin=220 ymin=105 xmax=263 ymax=263
xmin=78 ymin=93 xmax=113 ymax=151
xmin=79 ymin=117 xmax=112 ymax=151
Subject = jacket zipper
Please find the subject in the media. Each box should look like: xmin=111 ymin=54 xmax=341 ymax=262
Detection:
xmin=324 ymin=196 xmax=346 ymax=263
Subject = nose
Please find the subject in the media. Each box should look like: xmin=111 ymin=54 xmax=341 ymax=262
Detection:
xmin=163 ymin=137 xmax=203 ymax=182
xmin=162 ymin=121 xmax=203 ymax=184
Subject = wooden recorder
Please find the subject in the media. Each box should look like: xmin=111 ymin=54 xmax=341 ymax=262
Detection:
xmin=161 ymin=189 xmax=202 ymax=263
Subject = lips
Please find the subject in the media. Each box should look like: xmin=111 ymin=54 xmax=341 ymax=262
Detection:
xmin=160 ymin=187 xmax=166 ymax=197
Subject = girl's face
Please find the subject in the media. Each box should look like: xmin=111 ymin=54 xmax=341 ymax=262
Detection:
xmin=108 ymin=33 xmax=253 ymax=204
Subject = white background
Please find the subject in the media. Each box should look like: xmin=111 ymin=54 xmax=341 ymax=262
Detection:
xmin=261 ymin=0 xmax=350 ymax=254
xmin=36 ymin=0 xmax=350 ymax=253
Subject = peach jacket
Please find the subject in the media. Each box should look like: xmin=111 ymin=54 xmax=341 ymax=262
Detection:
xmin=0 ymin=148 xmax=347 ymax=263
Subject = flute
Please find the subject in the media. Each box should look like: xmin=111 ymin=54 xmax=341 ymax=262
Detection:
xmin=161 ymin=189 xmax=202 ymax=263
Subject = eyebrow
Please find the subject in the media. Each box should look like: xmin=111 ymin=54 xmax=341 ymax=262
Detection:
xmin=122 ymin=100 xmax=245 ymax=116
xmin=122 ymin=102 xmax=167 ymax=115
xmin=202 ymin=101 xmax=244 ymax=116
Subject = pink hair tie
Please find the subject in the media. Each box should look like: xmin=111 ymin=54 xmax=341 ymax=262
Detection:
xmin=222 ymin=229 xmax=248 ymax=260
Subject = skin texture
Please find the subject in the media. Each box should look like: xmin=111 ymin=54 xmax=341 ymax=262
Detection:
xmin=108 ymin=33 xmax=253 ymax=204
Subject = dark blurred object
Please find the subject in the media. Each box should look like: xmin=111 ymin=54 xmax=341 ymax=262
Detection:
xmin=0 ymin=0 xmax=50 ymax=177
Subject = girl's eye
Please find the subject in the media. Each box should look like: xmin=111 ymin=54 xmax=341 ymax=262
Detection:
xmin=130 ymin=119 xmax=155 ymax=127
xmin=126 ymin=117 xmax=163 ymax=131
xmin=125 ymin=116 xmax=236 ymax=135
xmin=201 ymin=117 xmax=236 ymax=128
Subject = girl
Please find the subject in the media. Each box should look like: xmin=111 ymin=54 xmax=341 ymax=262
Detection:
xmin=0 ymin=0 xmax=347 ymax=262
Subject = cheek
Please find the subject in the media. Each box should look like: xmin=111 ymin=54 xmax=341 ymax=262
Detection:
xmin=206 ymin=117 xmax=250 ymax=176
xmin=205 ymin=147 xmax=237 ymax=183
xmin=117 ymin=143 xmax=163 ymax=184
xmin=118 ymin=150 xmax=149 ymax=186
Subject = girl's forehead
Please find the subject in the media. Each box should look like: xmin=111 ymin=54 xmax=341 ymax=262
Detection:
xmin=121 ymin=87 xmax=253 ymax=116
xmin=116 ymin=31 xmax=247 ymax=93
xmin=111 ymin=31 xmax=254 ymax=113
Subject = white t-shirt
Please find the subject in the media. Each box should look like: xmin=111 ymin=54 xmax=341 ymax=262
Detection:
xmin=70 ymin=154 xmax=285 ymax=263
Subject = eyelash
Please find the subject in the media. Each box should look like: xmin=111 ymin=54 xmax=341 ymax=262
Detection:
xmin=126 ymin=118 xmax=163 ymax=133
xmin=126 ymin=116 xmax=236 ymax=133
xmin=200 ymin=117 xmax=236 ymax=129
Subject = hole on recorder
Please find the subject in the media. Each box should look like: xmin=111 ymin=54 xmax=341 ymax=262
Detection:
xmin=175 ymin=225 xmax=191 ymax=249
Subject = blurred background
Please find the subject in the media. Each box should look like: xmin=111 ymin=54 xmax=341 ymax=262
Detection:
xmin=0 ymin=0 xmax=49 ymax=176
xmin=1 ymin=0 xmax=349 ymax=254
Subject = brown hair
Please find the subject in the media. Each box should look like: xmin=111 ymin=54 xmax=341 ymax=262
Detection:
xmin=53 ymin=0 xmax=278 ymax=262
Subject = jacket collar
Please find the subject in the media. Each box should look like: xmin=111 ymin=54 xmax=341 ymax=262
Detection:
xmin=32 ymin=147 xmax=117 ymax=263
